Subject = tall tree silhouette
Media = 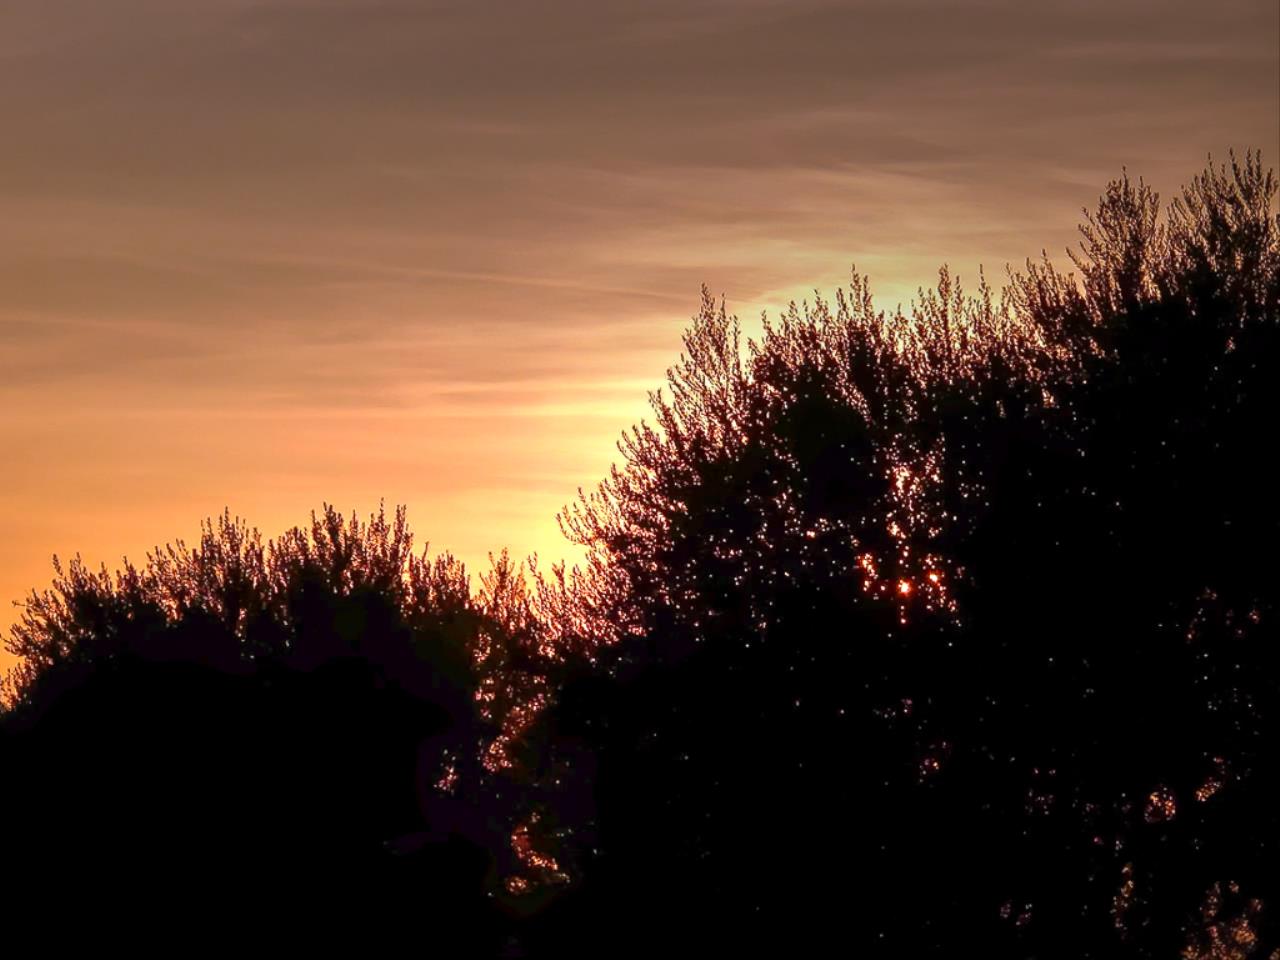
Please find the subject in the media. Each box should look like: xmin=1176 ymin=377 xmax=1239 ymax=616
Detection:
xmin=535 ymin=153 xmax=1279 ymax=957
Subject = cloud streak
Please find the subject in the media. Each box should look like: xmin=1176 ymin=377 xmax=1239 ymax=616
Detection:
xmin=2 ymin=0 xmax=1276 ymax=659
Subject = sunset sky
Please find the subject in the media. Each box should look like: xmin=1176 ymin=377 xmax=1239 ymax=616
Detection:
xmin=2 ymin=0 xmax=1277 ymax=667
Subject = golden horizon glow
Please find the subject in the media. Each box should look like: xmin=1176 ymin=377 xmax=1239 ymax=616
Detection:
xmin=2 ymin=0 xmax=1277 ymax=672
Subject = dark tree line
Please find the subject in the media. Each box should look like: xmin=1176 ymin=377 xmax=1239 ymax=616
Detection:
xmin=3 ymin=153 xmax=1278 ymax=957
xmin=0 ymin=509 xmax=573 ymax=950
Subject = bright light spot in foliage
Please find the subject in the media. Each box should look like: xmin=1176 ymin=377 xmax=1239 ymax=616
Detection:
xmin=505 ymin=812 xmax=570 ymax=896
xmin=1144 ymin=785 xmax=1178 ymax=824
xmin=1182 ymin=881 xmax=1265 ymax=960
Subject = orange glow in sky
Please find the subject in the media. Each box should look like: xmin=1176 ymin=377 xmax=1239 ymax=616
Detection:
xmin=2 ymin=0 xmax=1277 ymax=671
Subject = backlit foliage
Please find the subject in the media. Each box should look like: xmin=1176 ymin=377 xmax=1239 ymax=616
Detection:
xmin=3 ymin=153 xmax=1277 ymax=953
xmin=543 ymin=152 xmax=1279 ymax=954
xmin=2 ymin=504 xmax=570 ymax=904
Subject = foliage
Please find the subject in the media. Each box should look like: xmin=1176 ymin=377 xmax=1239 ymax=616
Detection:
xmin=540 ymin=152 xmax=1279 ymax=956
xmin=3 ymin=153 xmax=1277 ymax=955
xmin=0 ymin=504 xmax=567 ymax=945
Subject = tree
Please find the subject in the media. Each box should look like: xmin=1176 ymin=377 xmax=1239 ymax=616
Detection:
xmin=4 ymin=153 xmax=1276 ymax=957
xmin=536 ymin=153 xmax=1279 ymax=956
xmin=0 ymin=505 xmax=564 ymax=950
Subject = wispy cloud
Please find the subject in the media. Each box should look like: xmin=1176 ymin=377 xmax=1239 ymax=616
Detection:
xmin=2 ymin=0 xmax=1276 ymax=656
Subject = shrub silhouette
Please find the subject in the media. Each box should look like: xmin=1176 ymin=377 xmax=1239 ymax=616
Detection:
xmin=3 ymin=153 xmax=1277 ymax=956
xmin=534 ymin=153 xmax=1279 ymax=956
xmin=0 ymin=505 xmax=570 ymax=949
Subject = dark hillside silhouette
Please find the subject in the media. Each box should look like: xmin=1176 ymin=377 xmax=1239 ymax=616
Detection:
xmin=3 ymin=153 xmax=1277 ymax=956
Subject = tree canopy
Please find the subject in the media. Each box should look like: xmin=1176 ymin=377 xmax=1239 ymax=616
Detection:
xmin=540 ymin=152 xmax=1279 ymax=957
xmin=4 ymin=153 xmax=1277 ymax=957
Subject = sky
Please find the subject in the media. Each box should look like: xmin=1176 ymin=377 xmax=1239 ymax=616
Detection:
xmin=2 ymin=0 xmax=1277 ymax=667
